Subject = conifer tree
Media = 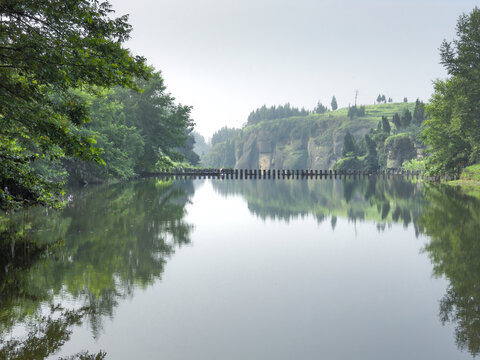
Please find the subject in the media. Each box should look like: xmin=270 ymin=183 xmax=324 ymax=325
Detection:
xmin=331 ymin=96 xmax=338 ymax=110
xmin=413 ymin=99 xmax=425 ymax=125
xmin=382 ymin=116 xmax=391 ymax=133
xmin=315 ymin=101 xmax=328 ymax=114
xmin=364 ymin=134 xmax=379 ymax=171
xmin=401 ymin=109 xmax=412 ymax=127
xmin=342 ymin=131 xmax=357 ymax=157
xmin=392 ymin=113 xmax=402 ymax=130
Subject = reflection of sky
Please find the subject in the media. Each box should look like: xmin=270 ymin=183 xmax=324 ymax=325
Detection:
xmin=55 ymin=180 xmax=470 ymax=359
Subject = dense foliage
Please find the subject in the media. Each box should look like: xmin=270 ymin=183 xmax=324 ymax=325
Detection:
xmin=0 ymin=0 xmax=147 ymax=210
xmin=422 ymin=7 xmax=480 ymax=175
xmin=61 ymin=71 xmax=195 ymax=184
xmin=247 ymin=103 xmax=310 ymax=125
xmin=0 ymin=0 xmax=196 ymax=211
xmin=202 ymin=126 xmax=239 ymax=168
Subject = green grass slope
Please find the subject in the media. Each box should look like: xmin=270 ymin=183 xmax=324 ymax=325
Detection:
xmin=234 ymin=102 xmax=416 ymax=169
xmin=447 ymin=164 xmax=480 ymax=199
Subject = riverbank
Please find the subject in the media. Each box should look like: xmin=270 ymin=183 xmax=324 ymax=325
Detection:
xmin=446 ymin=164 xmax=480 ymax=199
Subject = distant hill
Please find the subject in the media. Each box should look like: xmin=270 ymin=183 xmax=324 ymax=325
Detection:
xmin=202 ymin=102 xmax=424 ymax=170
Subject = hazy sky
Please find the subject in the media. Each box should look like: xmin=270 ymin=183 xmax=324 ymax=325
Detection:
xmin=108 ymin=0 xmax=478 ymax=139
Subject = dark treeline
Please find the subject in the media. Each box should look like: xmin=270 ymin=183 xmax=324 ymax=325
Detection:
xmin=247 ymin=103 xmax=310 ymax=125
xmin=246 ymin=98 xmax=337 ymax=125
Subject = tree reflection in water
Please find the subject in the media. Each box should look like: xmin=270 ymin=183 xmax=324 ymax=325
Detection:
xmin=213 ymin=177 xmax=426 ymax=233
xmin=2 ymin=177 xmax=480 ymax=357
xmin=213 ymin=178 xmax=480 ymax=356
xmin=420 ymin=186 xmax=480 ymax=356
xmin=0 ymin=179 xmax=195 ymax=359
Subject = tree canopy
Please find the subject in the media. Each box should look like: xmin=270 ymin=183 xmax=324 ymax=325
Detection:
xmin=0 ymin=0 xmax=149 ymax=210
xmin=331 ymin=96 xmax=338 ymax=111
xmin=342 ymin=130 xmax=356 ymax=157
xmin=422 ymin=7 xmax=480 ymax=174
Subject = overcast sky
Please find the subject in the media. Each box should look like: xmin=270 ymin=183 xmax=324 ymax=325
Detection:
xmin=109 ymin=0 xmax=478 ymax=139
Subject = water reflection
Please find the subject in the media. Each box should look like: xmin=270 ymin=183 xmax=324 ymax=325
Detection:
xmin=0 ymin=179 xmax=194 ymax=358
xmin=1 ymin=177 xmax=480 ymax=358
xmin=419 ymin=186 xmax=480 ymax=356
xmin=213 ymin=178 xmax=427 ymax=234
xmin=213 ymin=178 xmax=480 ymax=357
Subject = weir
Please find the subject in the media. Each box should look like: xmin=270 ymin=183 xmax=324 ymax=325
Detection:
xmin=141 ymin=168 xmax=447 ymax=181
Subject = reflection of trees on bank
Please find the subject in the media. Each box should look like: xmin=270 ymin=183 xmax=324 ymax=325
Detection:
xmin=213 ymin=178 xmax=426 ymax=232
xmin=420 ymin=186 xmax=480 ymax=356
xmin=0 ymin=305 xmax=105 ymax=360
xmin=0 ymin=179 xmax=194 ymax=357
xmin=214 ymin=178 xmax=480 ymax=355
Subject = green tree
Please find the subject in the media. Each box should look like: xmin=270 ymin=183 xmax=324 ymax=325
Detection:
xmin=118 ymin=71 xmax=194 ymax=172
xmin=401 ymin=108 xmax=412 ymax=127
xmin=422 ymin=7 xmax=480 ymax=174
xmin=385 ymin=134 xmax=417 ymax=166
xmin=392 ymin=113 xmax=402 ymax=130
xmin=413 ymin=98 xmax=425 ymax=125
xmin=331 ymin=96 xmax=338 ymax=111
xmin=315 ymin=101 xmax=328 ymax=114
xmin=363 ymin=134 xmax=379 ymax=171
xmin=381 ymin=116 xmax=391 ymax=134
xmin=342 ymin=130 xmax=357 ymax=157
xmin=0 ymin=0 xmax=148 ymax=210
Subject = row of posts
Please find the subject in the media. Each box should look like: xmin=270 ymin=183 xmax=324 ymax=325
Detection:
xmin=157 ymin=168 xmax=429 ymax=180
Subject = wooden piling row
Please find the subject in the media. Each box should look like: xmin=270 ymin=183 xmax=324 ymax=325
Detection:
xmin=147 ymin=168 xmax=438 ymax=181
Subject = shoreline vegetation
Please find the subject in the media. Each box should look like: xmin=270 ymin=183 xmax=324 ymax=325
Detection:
xmin=446 ymin=164 xmax=480 ymax=199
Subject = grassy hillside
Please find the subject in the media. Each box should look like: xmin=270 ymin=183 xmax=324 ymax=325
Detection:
xmin=203 ymin=102 xmax=419 ymax=170
xmin=243 ymin=102 xmax=414 ymax=133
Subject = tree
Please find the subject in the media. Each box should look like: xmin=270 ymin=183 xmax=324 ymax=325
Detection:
xmin=381 ymin=116 xmax=391 ymax=133
xmin=413 ymin=98 xmax=425 ymax=125
xmin=357 ymin=105 xmax=366 ymax=116
xmin=422 ymin=7 xmax=480 ymax=174
xmin=385 ymin=134 xmax=417 ymax=165
xmin=363 ymin=134 xmax=379 ymax=171
xmin=342 ymin=130 xmax=357 ymax=157
xmin=0 ymin=0 xmax=148 ymax=210
xmin=331 ymin=96 xmax=338 ymax=111
xmin=315 ymin=101 xmax=328 ymax=114
xmin=392 ymin=113 xmax=402 ymax=130
xmin=403 ymin=97 xmax=408 ymax=103
xmin=401 ymin=109 xmax=412 ymax=127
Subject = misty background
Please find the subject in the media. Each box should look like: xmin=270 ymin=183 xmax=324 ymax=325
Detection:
xmin=108 ymin=0 xmax=478 ymax=139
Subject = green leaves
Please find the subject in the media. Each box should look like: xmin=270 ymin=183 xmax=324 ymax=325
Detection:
xmin=423 ymin=7 xmax=480 ymax=175
xmin=0 ymin=0 xmax=149 ymax=210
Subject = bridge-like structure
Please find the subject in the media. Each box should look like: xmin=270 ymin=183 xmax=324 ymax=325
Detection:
xmin=142 ymin=168 xmax=446 ymax=181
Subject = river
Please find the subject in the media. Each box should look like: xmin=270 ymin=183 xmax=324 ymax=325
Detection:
xmin=1 ymin=177 xmax=479 ymax=359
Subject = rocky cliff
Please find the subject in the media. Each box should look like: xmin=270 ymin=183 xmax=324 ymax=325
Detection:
xmin=203 ymin=103 xmax=420 ymax=170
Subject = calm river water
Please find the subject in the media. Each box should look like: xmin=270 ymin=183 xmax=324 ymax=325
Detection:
xmin=1 ymin=177 xmax=479 ymax=359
